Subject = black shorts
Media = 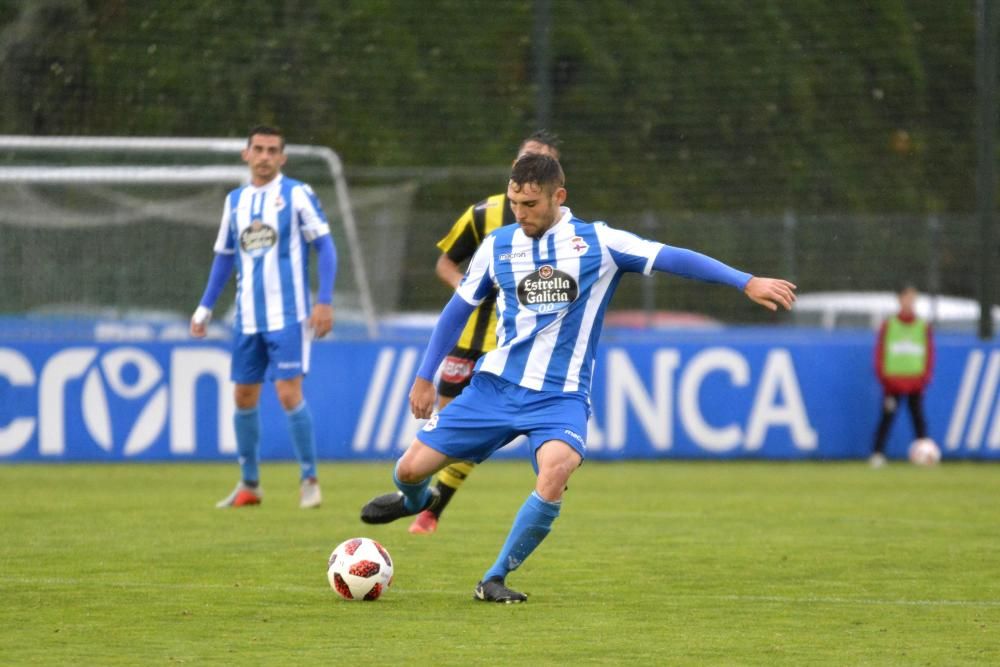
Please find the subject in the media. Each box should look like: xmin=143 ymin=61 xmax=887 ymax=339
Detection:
xmin=437 ymin=346 xmax=484 ymax=398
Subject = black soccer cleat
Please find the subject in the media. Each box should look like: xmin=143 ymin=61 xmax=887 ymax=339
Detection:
xmin=360 ymin=487 xmax=440 ymax=524
xmin=474 ymin=577 xmax=527 ymax=604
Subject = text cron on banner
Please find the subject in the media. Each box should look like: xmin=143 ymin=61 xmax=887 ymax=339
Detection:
xmin=1 ymin=331 xmax=998 ymax=461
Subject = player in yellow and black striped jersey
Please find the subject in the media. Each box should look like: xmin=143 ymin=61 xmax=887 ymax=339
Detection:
xmin=408 ymin=131 xmax=561 ymax=535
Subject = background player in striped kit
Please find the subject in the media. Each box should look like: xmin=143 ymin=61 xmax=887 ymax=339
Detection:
xmin=362 ymin=153 xmax=796 ymax=602
xmin=190 ymin=125 xmax=337 ymax=509
xmin=408 ymin=131 xmax=561 ymax=535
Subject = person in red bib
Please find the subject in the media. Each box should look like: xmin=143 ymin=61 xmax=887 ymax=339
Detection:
xmin=870 ymin=285 xmax=935 ymax=467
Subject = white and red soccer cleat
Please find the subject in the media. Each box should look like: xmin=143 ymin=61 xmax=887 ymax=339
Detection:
xmin=215 ymin=481 xmax=262 ymax=508
xmin=407 ymin=510 xmax=439 ymax=534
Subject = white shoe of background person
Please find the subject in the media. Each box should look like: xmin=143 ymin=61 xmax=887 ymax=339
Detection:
xmin=299 ymin=478 xmax=322 ymax=509
xmin=868 ymin=452 xmax=887 ymax=469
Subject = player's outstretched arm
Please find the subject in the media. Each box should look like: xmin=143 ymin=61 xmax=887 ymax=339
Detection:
xmin=651 ymin=246 xmax=796 ymax=312
xmin=743 ymin=276 xmax=797 ymax=311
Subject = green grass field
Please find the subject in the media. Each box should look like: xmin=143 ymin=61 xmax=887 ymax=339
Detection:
xmin=1 ymin=461 xmax=997 ymax=665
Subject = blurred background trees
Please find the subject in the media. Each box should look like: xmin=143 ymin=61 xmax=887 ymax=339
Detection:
xmin=0 ymin=0 xmax=990 ymax=318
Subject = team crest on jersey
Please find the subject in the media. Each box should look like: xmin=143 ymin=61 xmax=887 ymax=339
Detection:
xmin=570 ymin=236 xmax=589 ymax=255
xmin=273 ymin=194 xmax=286 ymax=211
xmin=517 ymin=264 xmax=578 ymax=314
xmin=240 ymin=219 xmax=277 ymax=257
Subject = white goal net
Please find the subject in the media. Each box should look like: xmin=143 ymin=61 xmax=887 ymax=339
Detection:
xmin=0 ymin=136 xmax=401 ymax=338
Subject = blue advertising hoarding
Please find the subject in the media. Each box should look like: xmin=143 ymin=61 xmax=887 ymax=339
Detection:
xmin=1 ymin=329 xmax=998 ymax=462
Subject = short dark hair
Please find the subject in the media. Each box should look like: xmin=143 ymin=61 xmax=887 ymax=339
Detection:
xmin=518 ymin=129 xmax=561 ymax=160
xmin=509 ymin=153 xmax=565 ymax=193
xmin=247 ymin=124 xmax=285 ymax=150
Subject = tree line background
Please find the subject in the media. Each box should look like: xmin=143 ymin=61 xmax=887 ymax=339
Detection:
xmin=0 ymin=0 xmax=992 ymax=320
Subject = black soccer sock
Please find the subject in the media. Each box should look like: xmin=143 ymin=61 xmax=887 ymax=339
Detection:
xmin=431 ymin=461 xmax=475 ymax=518
xmin=432 ymin=481 xmax=458 ymax=517
xmin=908 ymin=393 xmax=928 ymax=439
xmin=872 ymin=395 xmax=899 ymax=454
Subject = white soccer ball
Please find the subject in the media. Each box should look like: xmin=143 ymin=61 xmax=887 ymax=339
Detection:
xmin=908 ymin=438 xmax=941 ymax=466
xmin=327 ymin=537 xmax=394 ymax=601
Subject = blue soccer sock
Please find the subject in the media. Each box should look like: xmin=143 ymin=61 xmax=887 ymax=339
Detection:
xmin=233 ymin=406 xmax=261 ymax=484
xmin=286 ymin=401 xmax=318 ymax=481
xmin=393 ymin=461 xmax=432 ymax=513
xmin=483 ymin=491 xmax=562 ymax=582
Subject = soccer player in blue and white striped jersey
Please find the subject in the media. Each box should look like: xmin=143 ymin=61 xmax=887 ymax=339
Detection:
xmin=191 ymin=125 xmax=337 ymax=510
xmin=361 ymin=153 xmax=795 ymax=602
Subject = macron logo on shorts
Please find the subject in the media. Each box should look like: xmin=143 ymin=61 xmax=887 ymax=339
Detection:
xmin=563 ymin=429 xmax=584 ymax=445
xmin=277 ymin=361 xmax=301 ymax=370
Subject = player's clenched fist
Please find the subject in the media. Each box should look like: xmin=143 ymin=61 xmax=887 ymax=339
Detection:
xmin=190 ymin=305 xmax=211 ymax=338
xmin=409 ymin=377 xmax=437 ymax=419
xmin=310 ymin=303 xmax=334 ymax=338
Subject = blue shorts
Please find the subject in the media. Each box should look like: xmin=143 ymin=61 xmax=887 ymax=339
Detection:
xmin=417 ymin=372 xmax=589 ymax=470
xmin=231 ymin=321 xmax=311 ymax=384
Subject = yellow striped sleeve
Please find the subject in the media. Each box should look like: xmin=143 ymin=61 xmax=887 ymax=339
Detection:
xmin=436 ymin=205 xmax=477 ymax=254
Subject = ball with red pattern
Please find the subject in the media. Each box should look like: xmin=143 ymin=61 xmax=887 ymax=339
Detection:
xmin=327 ymin=537 xmax=394 ymax=601
xmin=908 ymin=438 xmax=941 ymax=466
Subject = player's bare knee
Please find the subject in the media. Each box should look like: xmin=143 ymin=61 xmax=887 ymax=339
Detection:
xmin=395 ymin=447 xmax=430 ymax=483
xmin=276 ymin=391 xmax=302 ymax=411
xmin=542 ymin=458 xmax=573 ymax=479
xmin=274 ymin=379 xmax=303 ymax=410
xmin=233 ymin=384 xmax=260 ymax=409
xmin=395 ymin=459 xmax=428 ymax=484
xmin=538 ymin=450 xmax=581 ymax=480
xmin=535 ymin=475 xmax=570 ymax=502
xmin=537 ymin=462 xmax=577 ymax=501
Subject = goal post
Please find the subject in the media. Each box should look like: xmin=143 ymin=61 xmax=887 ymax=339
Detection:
xmin=0 ymin=135 xmax=378 ymax=337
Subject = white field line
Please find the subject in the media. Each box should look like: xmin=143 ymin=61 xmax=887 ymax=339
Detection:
xmin=2 ymin=576 xmax=1000 ymax=608
xmin=704 ymin=594 xmax=1000 ymax=609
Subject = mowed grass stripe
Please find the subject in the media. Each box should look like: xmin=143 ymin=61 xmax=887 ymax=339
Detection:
xmin=1 ymin=461 xmax=998 ymax=666
xmin=5 ymin=575 xmax=1000 ymax=608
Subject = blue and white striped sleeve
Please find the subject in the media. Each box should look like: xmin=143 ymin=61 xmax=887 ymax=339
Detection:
xmin=597 ymin=223 xmax=664 ymax=275
xmin=294 ymin=183 xmax=331 ymax=242
xmin=455 ymin=235 xmax=497 ymax=306
xmin=212 ymin=192 xmax=237 ymax=255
